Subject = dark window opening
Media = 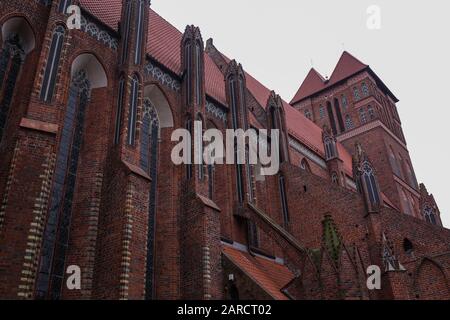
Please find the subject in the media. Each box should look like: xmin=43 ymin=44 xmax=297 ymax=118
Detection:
xmin=40 ymin=26 xmax=65 ymax=103
xmin=114 ymin=77 xmax=125 ymax=145
xmin=127 ymin=75 xmax=139 ymax=145
xmin=326 ymin=101 xmax=337 ymax=135
xmin=334 ymin=98 xmax=345 ymax=133
xmin=36 ymin=70 xmax=91 ymax=299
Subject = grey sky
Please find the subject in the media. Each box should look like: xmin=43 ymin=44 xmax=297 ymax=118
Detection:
xmin=152 ymin=0 xmax=450 ymax=227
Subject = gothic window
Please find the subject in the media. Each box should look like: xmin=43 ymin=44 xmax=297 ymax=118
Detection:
xmin=359 ymin=108 xmax=367 ymax=124
xmin=0 ymin=35 xmax=24 ymax=142
xmin=345 ymin=115 xmax=354 ymax=130
xmin=58 ymin=0 xmax=71 ymax=13
xmin=326 ymin=101 xmax=337 ymax=135
xmin=140 ymin=98 xmax=160 ymax=300
xmin=353 ymin=87 xmax=361 ymax=101
xmin=324 ymin=136 xmax=336 ymax=160
xmin=127 ymin=74 xmax=139 ymax=145
xmin=341 ymin=95 xmax=348 ymax=110
xmin=400 ymin=189 xmax=412 ymax=215
xmin=403 ymin=238 xmax=414 ymax=254
xmin=184 ymin=42 xmax=192 ymax=106
xmin=40 ymin=25 xmax=65 ymax=103
xmin=114 ymin=76 xmax=125 ymax=145
xmin=334 ymin=98 xmax=345 ymax=132
xmin=120 ymin=0 xmax=132 ymax=64
xmin=304 ymin=109 xmax=312 ymax=120
xmin=362 ymin=82 xmax=369 ymax=97
xmin=319 ymin=105 xmax=325 ymax=119
xmin=279 ymin=175 xmax=290 ymax=227
xmin=368 ymin=105 xmax=375 ymax=120
xmin=36 ymin=70 xmax=91 ymax=299
xmin=301 ymin=159 xmax=311 ymax=172
xmin=229 ymin=78 xmax=238 ymax=129
xmin=361 ymin=161 xmax=380 ymax=207
xmin=195 ymin=42 xmax=203 ymax=105
xmin=424 ymin=206 xmax=437 ymax=225
xmin=134 ymin=0 xmax=145 ymax=65
xmin=331 ymin=172 xmax=339 ymax=185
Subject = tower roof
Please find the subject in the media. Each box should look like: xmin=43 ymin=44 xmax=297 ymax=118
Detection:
xmin=290 ymin=51 xmax=398 ymax=104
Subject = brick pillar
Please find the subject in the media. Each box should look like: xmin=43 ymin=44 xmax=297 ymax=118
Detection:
xmin=181 ymin=187 xmax=223 ymax=300
xmin=92 ymin=162 xmax=151 ymax=300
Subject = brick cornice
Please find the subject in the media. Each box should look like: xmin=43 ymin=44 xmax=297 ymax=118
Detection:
xmin=20 ymin=118 xmax=58 ymax=134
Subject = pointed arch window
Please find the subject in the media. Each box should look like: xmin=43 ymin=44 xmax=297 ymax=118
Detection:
xmin=114 ymin=76 xmax=125 ymax=145
xmin=368 ymin=105 xmax=376 ymax=120
xmin=127 ymin=74 xmax=139 ymax=145
xmin=58 ymin=0 xmax=71 ymax=13
xmin=353 ymin=87 xmax=361 ymax=101
xmin=184 ymin=42 xmax=192 ymax=106
xmin=345 ymin=115 xmax=354 ymax=130
xmin=388 ymin=146 xmax=401 ymax=177
xmin=120 ymin=0 xmax=132 ymax=64
xmin=341 ymin=95 xmax=348 ymax=110
xmin=36 ymin=70 xmax=91 ymax=299
xmin=0 ymin=34 xmax=24 ymax=142
xmin=40 ymin=25 xmax=65 ymax=103
xmin=304 ymin=109 xmax=312 ymax=120
xmin=361 ymin=161 xmax=380 ymax=207
xmin=319 ymin=105 xmax=325 ymax=119
xmin=196 ymin=114 xmax=204 ymax=180
xmin=301 ymin=158 xmax=311 ymax=172
xmin=359 ymin=108 xmax=367 ymax=124
xmin=324 ymin=136 xmax=337 ymax=160
xmin=140 ymin=98 xmax=160 ymax=300
xmin=424 ymin=205 xmax=437 ymax=225
xmin=362 ymin=82 xmax=369 ymax=97
xmin=279 ymin=175 xmax=290 ymax=227
xmin=195 ymin=42 xmax=203 ymax=105
xmin=331 ymin=172 xmax=339 ymax=185
xmin=134 ymin=0 xmax=145 ymax=65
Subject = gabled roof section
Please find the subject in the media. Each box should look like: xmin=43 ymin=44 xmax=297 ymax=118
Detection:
xmin=223 ymin=246 xmax=293 ymax=300
xmin=328 ymin=51 xmax=368 ymax=84
xmin=290 ymin=68 xmax=327 ymax=106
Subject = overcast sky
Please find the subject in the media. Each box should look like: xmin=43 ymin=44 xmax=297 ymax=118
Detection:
xmin=152 ymin=0 xmax=450 ymax=227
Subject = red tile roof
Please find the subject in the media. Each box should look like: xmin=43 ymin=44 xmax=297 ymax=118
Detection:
xmin=80 ymin=0 xmax=122 ymax=31
xmin=223 ymin=246 xmax=293 ymax=300
xmin=79 ymin=2 xmax=228 ymax=105
xmin=78 ymin=3 xmax=353 ymax=172
xmin=290 ymin=51 xmax=368 ymax=105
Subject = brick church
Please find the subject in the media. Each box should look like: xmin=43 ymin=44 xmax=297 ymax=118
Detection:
xmin=0 ymin=0 xmax=449 ymax=300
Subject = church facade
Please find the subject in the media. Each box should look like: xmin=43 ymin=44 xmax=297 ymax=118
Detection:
xmin=0 ymin=0 xmax=449 ymax=300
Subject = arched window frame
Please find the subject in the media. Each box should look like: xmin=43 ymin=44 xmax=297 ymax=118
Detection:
xmin=301 ymin=158 xmax=311 ymax=172
xmin=359 ymin=108 xmax=367 ymax=124
xmin=58 ymin=0 xmax=71 ymax=13
xmin=114 ymin=76 xmax=125 ymax=145
xmin=184 ymin=41 xmax=192 ymax=106
xmin=120 ymin=0 xmax=132 ymax=64
xmin=0 ymin=34 xmax=25 ymax=142
xmin=40 ymin=25 xmax=65 ymax=103
xmin=195 ymin=41 xmax=203 ymax=106
xmin=324 ymin=136 xmax=336 ymax=160
xmin=353 ymin=87 xmax=361 ymax=101
xmin=331 ymin=172 xmax=339 ymax=185
xmin=424 ymin=205 xmax=437 ymax=225
xmin=127 ymin=74 xmax=140 ymax=146
xmin=36 ymin=69 xmax=92 ymax=299
xmin=361 ymin=161 xmax=380 ymax=208
xmin=361 ymin=82 xmax=369 ymax=97
xmin=345 ymin=114 xmax=354 ymax=130
xmin=134 ymin=0 xmax=145 ymax=65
